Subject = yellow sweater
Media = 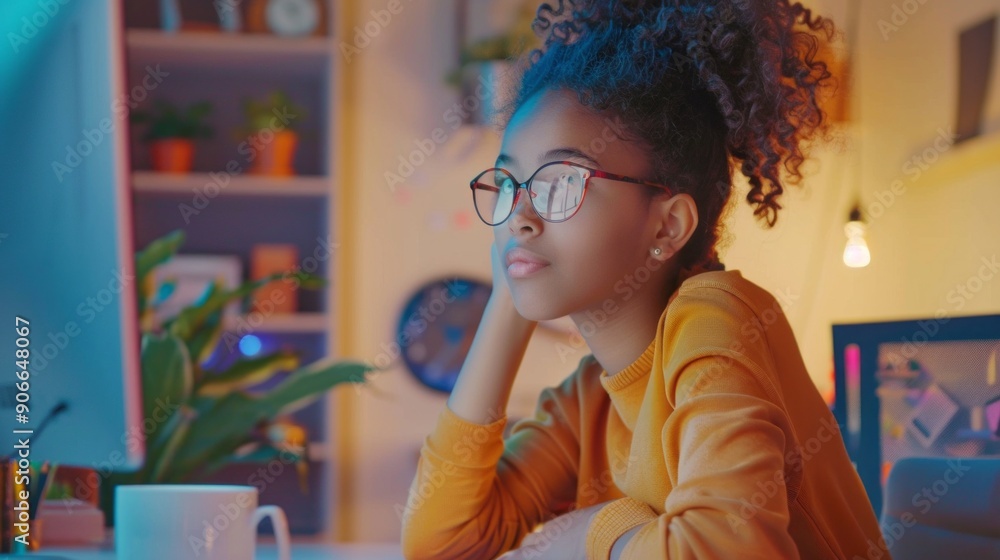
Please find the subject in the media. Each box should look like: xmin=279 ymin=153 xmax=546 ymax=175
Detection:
xmin=400 ymin=269 xmax=886 ymax=559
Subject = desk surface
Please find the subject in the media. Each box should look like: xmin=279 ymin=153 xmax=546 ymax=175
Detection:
xmin=23 ymin=543 xmax=404 ymax=560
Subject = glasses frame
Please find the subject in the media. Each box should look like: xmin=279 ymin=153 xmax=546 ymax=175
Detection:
xmin=469 ymin=160 xmax=674 ymax=226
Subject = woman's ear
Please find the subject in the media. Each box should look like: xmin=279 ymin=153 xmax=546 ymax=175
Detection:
xmin=651 ymin=193 xmax=699 ymax=260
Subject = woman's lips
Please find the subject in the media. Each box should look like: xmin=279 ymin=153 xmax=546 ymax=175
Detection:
xmin=507 ymin=261 xmax=549 ymax=278
xmin=504 ymin=246 xmax=550 ymax=279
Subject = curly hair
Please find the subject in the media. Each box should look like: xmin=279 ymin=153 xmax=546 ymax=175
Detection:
xmin=498 ymin=0 xmax=838 ymax=274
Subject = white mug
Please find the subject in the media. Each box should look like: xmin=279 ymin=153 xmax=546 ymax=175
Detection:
xmin=115 ymin=484 xmax=290 ymax=560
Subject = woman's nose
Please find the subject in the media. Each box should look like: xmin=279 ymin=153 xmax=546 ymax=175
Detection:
xmin=507 ymin=186 xmax=541 ymax=234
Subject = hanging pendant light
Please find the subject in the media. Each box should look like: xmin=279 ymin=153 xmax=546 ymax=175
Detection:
xmin=843 ymin=205 xmax=871 ymax=268
xmin=839 ymin=0 xmax=870 ymax=270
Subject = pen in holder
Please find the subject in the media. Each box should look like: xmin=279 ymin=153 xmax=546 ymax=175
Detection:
xmin=1 ymin=457 xmax=28 ymax=552
xmin=1 ymin=458 xmax=10 ymax=552
xmin=1 ymin=400 xmax=67 ymax=553
xmin=1 ymin=459 xmax=57 ymax=553
xmin=2 ymin=458 xmax=28 ymax=552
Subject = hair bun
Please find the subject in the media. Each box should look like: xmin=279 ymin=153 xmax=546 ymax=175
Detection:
xmin=512 ymin=0 xmax=837 ymax=269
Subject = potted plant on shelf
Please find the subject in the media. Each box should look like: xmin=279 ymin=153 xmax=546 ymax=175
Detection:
xmin=240 ymin=91 xmax=307 ymax=177
xmin=99 ymin=229 xmax=374 ymax=527
xmin=131 ymin=100 xmax=213 ymax=173
xmin=444 ymin=3 xmax=538 ymax=126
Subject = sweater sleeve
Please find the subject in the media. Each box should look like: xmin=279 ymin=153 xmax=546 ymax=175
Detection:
xmin=586 ymin=354 xmax=802 ymax=560
xmin=400 ymin=372 xmax=582 ymax=560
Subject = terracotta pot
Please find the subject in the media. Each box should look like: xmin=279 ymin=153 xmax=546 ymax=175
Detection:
xmin=250 ymin=129 xmax=298 ymax=176
xmin=149 ymin=138 xmax=194 ymax=173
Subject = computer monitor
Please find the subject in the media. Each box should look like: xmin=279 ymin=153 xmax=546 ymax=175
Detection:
xmin=0 ymin=0 xmax=145 ymax=472
xmin=832 ymin=313 xmax=1000 ymax=517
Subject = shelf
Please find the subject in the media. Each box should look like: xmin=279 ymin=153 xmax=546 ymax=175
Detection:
xmin=875 ymin=386 xmax=917 ymax=396
xmin=122 ymin=1 xmax=340 ymax=536
xmin=909 ymin=130 xmax=1000 ymax=188
xmin=224 ymin=312 xmax=328 ymax=334
xmin=955 ymin=429 xmax=1000 ymax=441
xmin=133 ymin=171 xmax=330 ymax=197
xmin=126 ymin=29 xmax=331 ymax=74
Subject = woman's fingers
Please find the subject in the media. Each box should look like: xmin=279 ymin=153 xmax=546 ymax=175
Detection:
xmin=520 ymin=531 xmax=542 ymax=548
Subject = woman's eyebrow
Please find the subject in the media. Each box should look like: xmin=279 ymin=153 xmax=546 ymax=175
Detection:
xmin=495 ymin=147 xmax=601 ymax=168
xmin=543 ymin=147 xmax=601 ymax=167
xmin=495 ymin=153 xmax=515 ymax=167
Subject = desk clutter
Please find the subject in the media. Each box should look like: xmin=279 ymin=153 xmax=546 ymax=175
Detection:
xmin=1 ymin=462 xmax=105 ymax=552
xmin=37 ymin=499 xmax=107 ymax=547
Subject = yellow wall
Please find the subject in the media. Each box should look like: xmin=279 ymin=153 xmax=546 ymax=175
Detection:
xmin=333 ymin=0 xmax=1000 ymax=542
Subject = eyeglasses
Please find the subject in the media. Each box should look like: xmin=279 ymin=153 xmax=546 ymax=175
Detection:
xmin=469 ymin=160 xmax=673 ymax=226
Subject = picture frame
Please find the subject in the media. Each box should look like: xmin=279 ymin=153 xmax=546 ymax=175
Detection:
xmin=151 ymin=254 xmax=243 ymax=324
xmin=159 ymin=0 xmax=244 ymax=33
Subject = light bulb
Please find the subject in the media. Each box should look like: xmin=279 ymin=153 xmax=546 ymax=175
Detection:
xmin=239 ymin=334 xmax=263 ymax=356
xmin=843 ymin=220 xmax=871 ymax=268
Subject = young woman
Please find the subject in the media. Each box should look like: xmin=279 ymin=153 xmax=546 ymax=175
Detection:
xmin=401 ymin=1 xmax=885 ymax=558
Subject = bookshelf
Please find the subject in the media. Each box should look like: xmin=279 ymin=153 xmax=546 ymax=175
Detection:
xmin=222 ymin=311 xmax=328 ymax=333
xmin=132 ymin=170 xmax=331 ymax=197
xmin=126 ymin=28 xmax=331 ymax=72
xmin=123 ymin=1 xmax=342 ymax=537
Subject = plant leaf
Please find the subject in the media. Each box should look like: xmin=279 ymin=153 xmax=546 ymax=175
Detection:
xmin=231 ymin=443 xmax=302 ymax=464
xmin=183 ymin=282 xmax=226 ymax=369
xmin=242 ymin=91 xmax=306 ymax=132
xmin=186 ymin=394 xmax=217 ymax=417
xmin=167 ymin=270 xmax=326 ymax=340
xmin=186 ymin=313 xmax=223 ymax=378
xmin=139 ymin=332 xmax=192 ymax=448
xmin=153 ymin=278 xmax=177 ymax=307
xmin=165 ymin=391 xmax=268 ymax=480
xmin=260 ymin=360 xmax=372 ymax=416
xmin=196 ymin=350 xmax=301 ymax=397
xmin=139 ymin=403 xmax=188 ymax=481
xmin=134 ymin=230 xmax=185 ymax=316
xmin=148 ymin=405 xmax=197 ymax=483
xmin=163 ymin=361 xmax=369 ymax=481
xmin=134 ymin=229 xmax=185 ymax=282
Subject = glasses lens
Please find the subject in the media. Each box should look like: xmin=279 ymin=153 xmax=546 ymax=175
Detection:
xmin=472 ymin=169 xmax=517 ymax=225
xmin=529 ymin=163 xmax=587 ymax=222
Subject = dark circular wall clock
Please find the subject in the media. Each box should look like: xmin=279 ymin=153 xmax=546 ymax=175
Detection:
xmin=397 ymin=277 xmax=492 ymax=393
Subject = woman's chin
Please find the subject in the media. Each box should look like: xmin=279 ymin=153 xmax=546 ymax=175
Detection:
xmin=511 ymin=293 xmax=566 ymax=323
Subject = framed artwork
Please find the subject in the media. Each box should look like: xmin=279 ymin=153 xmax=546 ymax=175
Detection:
xmin=158 ymin=0 xmax=245 ymax=33
xmin=151 ymin=254 xmax=243 ymax=324
xmin=956 ymin=15 xmax=998 ymax=142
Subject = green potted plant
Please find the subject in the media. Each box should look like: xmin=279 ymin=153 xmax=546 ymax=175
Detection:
xmin=99 ymin=230 xmax=373 ymax=526
xmin=444 ymin=4 xmax=538 ymax=126
xmin=239 ymin=91 xmax=306 ymax=176
xmin=131 ymin=100 xmax=213 ymax=173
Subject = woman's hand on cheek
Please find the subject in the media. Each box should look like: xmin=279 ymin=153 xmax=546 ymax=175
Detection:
xmin=490 ymin=241 xmax=514 ymax=304
xmin=495 ymin=502 xmax=607 ymax=560
xmin=488 ymin=240 xmax=536 ymax=330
